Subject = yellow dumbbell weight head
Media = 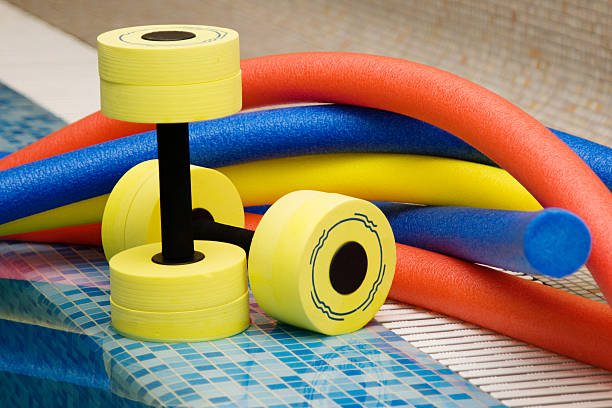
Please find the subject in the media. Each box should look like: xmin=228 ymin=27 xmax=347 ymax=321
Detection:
xmin=110 ymin=240 xmax=249 ymax=342
xmin=97 ymin=24 xmax=241 ymax=123
xmin=102 ymin=159 xmax=245 ymax=260
xmin=249 ymin=190 xmax=396 ymax=335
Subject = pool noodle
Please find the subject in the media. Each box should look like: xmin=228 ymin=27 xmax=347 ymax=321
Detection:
xmin=391 ymin=243 xmax=612 ymax=372
xmin=0 ymin=194 xmax=591 ymax=277
xmin=1 ymin=107 xmax=610 ymax=192
xmin=238 ymin=53 xmax=612 ymax=304
xmin=379 ymin=204 xmax=591 ymax=278
xmin=0 ymin=108 xmax=544 ymax=226
xmin=0 ymin=112 xmax=154 ymax=170
xmin=246 ymin=203 xmax=592 ymax=277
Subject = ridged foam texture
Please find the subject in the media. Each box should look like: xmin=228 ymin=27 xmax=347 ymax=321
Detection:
xmin=249 ymin=191 xmax=396 ymax=335
xmin=97 ymin=25 xmax=242 ymax=123
xmin=109 ymin=240 xmax=249 ymax=342
xmin=98 ymin=25 xmax=240 ymax=85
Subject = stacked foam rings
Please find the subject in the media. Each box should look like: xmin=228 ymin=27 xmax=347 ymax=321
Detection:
xmin=99 ymin=25 xmax=396 ymax=342
xmin=98 ymin=25 xmax=242 ymax=123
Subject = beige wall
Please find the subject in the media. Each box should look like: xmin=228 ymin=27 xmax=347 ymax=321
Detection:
xmin=10 ymin=0 xmax=611 ymax=145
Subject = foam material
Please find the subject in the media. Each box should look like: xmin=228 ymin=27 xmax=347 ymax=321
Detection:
xmin=0 ymin=105 xmax=543 ymax=226
xmin=1 ymin=52 xmax=610 ymax=299
xmin=549 ymin=129 xmax=612 ymax=191
xmin=1 ymin=152 xmax=541 ymax=241
xmin=4 ymin=211 xmax=612 ymax=368
xmin=98 ymin=25 xmax=242 ymax=123
xmin=379 ymin=204 xmax=591 ymax=277
xmin=2 ymin=105 xmax=610 ymax=190
xmin=219 ymin=153 xmax=539 ymax=210
xmin=249 ymin=191 xmax=396 ymax=335
xmin=238 ymin=53 xmax=612 ymax=304
xmin=246 ymin=203 xmax=591 ymax=277
xmin=109 ymin=240 xmax=249 ymax=342
xmin=1 ymin=223 xmax=102 ymax=246
xmin=97 ymin=25 xmax=241 ymax=86
xmin=101 ymin=160 xmax=244 ymax=260
xmin=0 ymin=111 xmax=155 ymax=170
xmin=391 ymin=243 xmax=612 ymax=371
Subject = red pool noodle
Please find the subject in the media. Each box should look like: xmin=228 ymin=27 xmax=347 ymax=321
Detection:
xmin=2 ymin=223 xmax=102 ymax=246
xmin=391 ymin=244 xmax=612 ymax=371
xmin=4 ymin=213 xmax=612 ymax=370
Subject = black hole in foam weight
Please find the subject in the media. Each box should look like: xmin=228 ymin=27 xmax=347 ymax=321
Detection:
xmin=329 ymin=241 xmax=368 ymax=295
xmin=141 ymin=30 xmax=196 ymax=41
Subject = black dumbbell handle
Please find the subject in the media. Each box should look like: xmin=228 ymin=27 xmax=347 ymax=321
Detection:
xmin=192 ymin=208 xmax=255 ymax=256
xmin=192 ymin=208 xmax=369 ymax=297
xmin=154 ymin=123 xmax=203 ymax=265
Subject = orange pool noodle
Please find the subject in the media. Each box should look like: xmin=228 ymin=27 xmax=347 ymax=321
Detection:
xmin=2 ymin=223 xmax=102 ymax=246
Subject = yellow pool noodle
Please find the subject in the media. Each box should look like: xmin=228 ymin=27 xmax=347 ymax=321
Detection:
xmin=0 ymin=153 xmax=541 ymax=236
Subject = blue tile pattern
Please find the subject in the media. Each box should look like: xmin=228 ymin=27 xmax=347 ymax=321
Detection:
xmin=0 ymin=241 xmax=503 ymax=407
xmin=0 ymin=81 xmax=504 ymax=407
xmin=0 ymin=82 xmax=66 ymax=152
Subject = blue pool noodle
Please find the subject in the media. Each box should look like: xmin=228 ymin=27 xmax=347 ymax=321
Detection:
xmin=247 ymin=204 xmax=591 ymax=277
xmin=0 ymin=105 xmax=610 ymax=225
xmin=379 ymin=204 xmax=591 ymax=278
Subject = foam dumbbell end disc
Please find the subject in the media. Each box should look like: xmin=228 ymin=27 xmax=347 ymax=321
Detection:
xmin=249 ymin=190 xmax=396 ymax=335
xmin=102 ymin=160 xmax=244 ymax=260
xmin=109 ymin=240 xmax=249 ymax=342
xmin=111 ymin=290 xmax=249 ymax=342
xmin=97 ymin=24 xmax=242 ymax=123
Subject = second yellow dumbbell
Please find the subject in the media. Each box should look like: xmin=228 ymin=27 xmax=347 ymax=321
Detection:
xmin=103 ymin=161 xmax=397 ymax=337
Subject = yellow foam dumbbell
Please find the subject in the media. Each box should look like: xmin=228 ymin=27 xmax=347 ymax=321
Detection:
xmin=98 ymin=25 xmax=247 ymax=342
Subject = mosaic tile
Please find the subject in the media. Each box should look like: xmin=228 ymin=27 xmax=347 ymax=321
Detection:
xmin=0 ymin=82 xmax=66 ymax=152
xmin=0 ymin=239 xmax=504 ymax=407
